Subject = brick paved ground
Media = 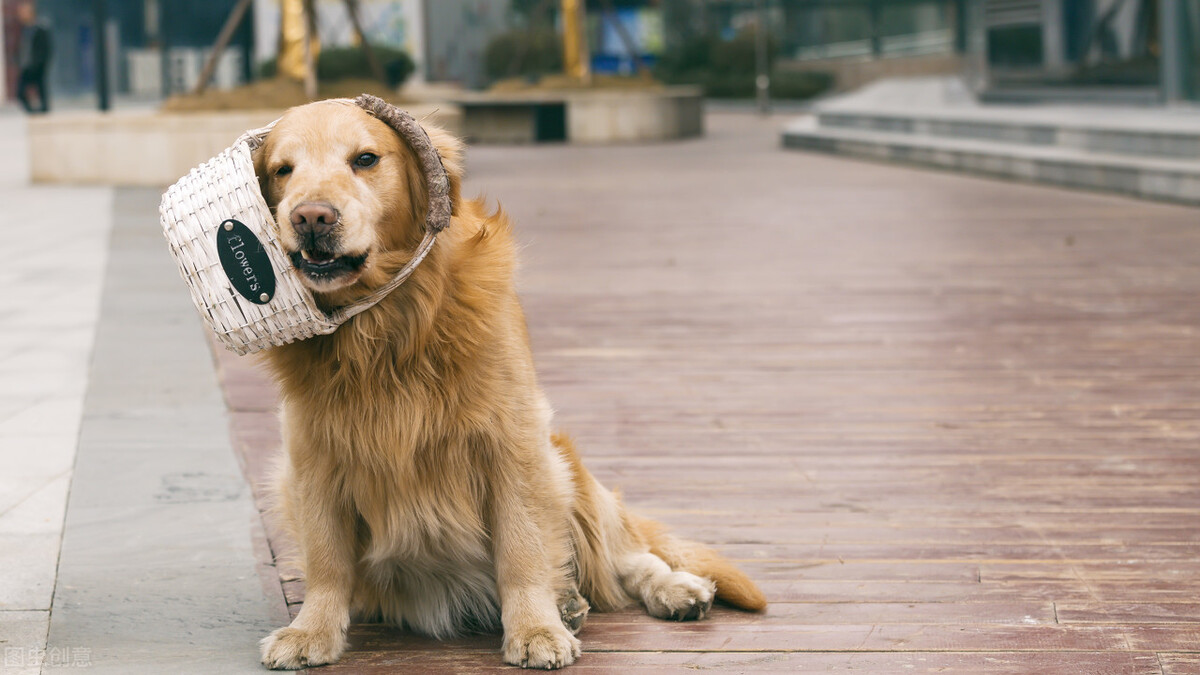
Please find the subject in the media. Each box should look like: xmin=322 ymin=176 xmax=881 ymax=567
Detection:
xmin=216 ymin=112 xmax=1200 ymax=673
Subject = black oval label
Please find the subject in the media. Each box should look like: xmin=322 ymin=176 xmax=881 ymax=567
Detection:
xmin=216 ymin=219 xmax=276 ymax=305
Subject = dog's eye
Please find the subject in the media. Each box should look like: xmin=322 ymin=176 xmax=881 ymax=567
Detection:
xmin=353 ymin=153 xmax=379 ymax=169
xmin=275 ymin=165 xmax=292 ymax=177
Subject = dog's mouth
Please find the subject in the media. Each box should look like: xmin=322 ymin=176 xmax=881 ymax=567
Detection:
xmin=289 ymin=248 xmax=368 ymax=284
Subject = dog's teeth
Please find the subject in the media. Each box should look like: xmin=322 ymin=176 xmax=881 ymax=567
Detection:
xmin=300 ymin=250 xmax=313 ymax=262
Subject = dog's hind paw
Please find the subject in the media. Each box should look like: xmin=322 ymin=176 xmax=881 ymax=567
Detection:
xmin=643 ymin=571 xmax=715 ymax=622
xmin=558 ymin=589 xmax=590 ymax=635
xmin=260 ymin=626 xmax=346 ymax=670
xmin=503 ymin=623 xmax=581 ymax=670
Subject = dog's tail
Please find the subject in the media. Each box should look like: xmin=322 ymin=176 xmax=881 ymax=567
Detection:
xmin=631 ymin=514 xmax=768 ymax=612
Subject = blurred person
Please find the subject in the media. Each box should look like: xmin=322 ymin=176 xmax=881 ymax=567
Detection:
xmin=16 ymin=1 xmax=51 ymax=114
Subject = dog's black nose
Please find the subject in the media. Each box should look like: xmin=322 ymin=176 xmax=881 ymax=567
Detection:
xmin=290 ymin=202 xmax=338 ymax=238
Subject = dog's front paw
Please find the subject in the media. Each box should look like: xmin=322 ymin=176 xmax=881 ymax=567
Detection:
xmin=644 ymin=571 xmax=715 ymax=621
xmin=503 ymin=623 xmax=581 ymax=670
xmin=260 ymin=626 xmax=346 ymax=670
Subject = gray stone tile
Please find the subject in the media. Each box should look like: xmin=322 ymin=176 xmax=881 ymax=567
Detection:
xmin=0 ymin=473 xmax=69 ymax=610
xmin=45 ymin=188 xmax=286 ymax=674
xmin=0 ymin=115 xmax=29 ymax=187
xmin=0 ymin=397 xmax=84 ymax=438
xmin=0 ymin=125 xmax=111 ymax=672
xmin=0 ymin=610 xmax=50 ymax=674
xmin=0 ymin=435 xmax=76 ymax=515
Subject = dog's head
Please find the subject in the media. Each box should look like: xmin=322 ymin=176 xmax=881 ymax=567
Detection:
xmin=253 ymin=98 xmax=462 ymax=296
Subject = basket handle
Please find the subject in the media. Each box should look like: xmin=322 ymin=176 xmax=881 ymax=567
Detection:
xmin=326 ymin=229 xmax=439 ymax=323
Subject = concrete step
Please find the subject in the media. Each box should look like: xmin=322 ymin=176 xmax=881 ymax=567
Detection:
xmin=783 ymin=116 xmax=1200 ymax=205
xmin=815 ymin=108 xmax=1200 ymax=161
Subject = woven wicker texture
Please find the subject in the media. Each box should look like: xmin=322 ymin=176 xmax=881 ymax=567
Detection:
xmin=160 ymin=99 xmax=452 ymax=356
xmin=160 ymin=126 xmax=337 ymax=356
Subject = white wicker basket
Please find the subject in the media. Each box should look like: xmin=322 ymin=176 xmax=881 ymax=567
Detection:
xmin=160 ymin=95 xmax=451 ymax=356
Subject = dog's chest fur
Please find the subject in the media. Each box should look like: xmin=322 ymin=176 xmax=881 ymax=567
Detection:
xmin=267 ymin=219 xmax=571 ymax=638
xmin=342 ymin=414 xmax=501 ymax=637
xmin=272 ymin=319 xmax=545 ymax=637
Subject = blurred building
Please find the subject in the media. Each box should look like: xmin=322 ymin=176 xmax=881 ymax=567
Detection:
xmin=698 ymin=0 xmax=1196 ymax=104
xmin=971 ymin=0 xmax=1181 ymax=103
xmin=670 ymin=0 xmax=967 ymax=92
xmin=253 ymin=0 xmax=512 ymax=88
xmin=422 ymin=0 xmax=511 ymax=87
xmin=589 ymin=1 xmax=667 ymax=74
xmin=1 ymin=0 xmax=254 ymax=101
xmin=4 ymin=0 xmax=1197 ymax=105
xmin=249 ymin=0 xmax=427 ymax=85
xmin=1 ymin=0 xmax=512 ymax=103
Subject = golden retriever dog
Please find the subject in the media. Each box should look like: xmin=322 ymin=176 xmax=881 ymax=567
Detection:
xmin=252 ymin=96 xmax=766 ymax=670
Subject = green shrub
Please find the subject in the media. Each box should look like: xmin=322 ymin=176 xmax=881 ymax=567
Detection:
xmin=768 ymin=69 xmax=834 ymax=99
xmin=483 ymin=27 xmax=563 ymax=82
xmin=655 ymin=34 xmax=718 ymax=82
xmin=655 ymin=30 xmax=831 ymax=100
xmin=259 ymin=45 xmax=415 ymax=87
xmin=710 ymin=29 xmax=777 ymax=75
xmin=701 ymin=73 xmax=754 ymax=98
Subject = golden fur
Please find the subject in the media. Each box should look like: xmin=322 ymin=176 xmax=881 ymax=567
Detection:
xmin=252 ymin=100 xmax=766 ymax=670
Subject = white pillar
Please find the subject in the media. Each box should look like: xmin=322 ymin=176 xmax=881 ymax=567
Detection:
xmin=407 ymin=0 xmax=426 ymax=84
xmin=0 ymin=6 xmax=7 ymax=102
xmin=1160 ymin=0 xmax=1186 ymax=103
xmin=252 ymin=0 xmax=280 ymax=68
xmin=964 ymin=0 xmax=988 ymax=95
xmin=1040 ymin=0 xmax=1065 ymax=71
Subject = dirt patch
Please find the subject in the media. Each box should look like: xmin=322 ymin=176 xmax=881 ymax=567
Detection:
xmin=162 ymin=77 xmax=413 ymax=112
xmin=488 ymin=73 xmax=663 ymax=94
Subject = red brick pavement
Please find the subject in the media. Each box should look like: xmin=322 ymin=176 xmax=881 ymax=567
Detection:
xmin=210 ymin=113 xmax=1200 ymax=673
